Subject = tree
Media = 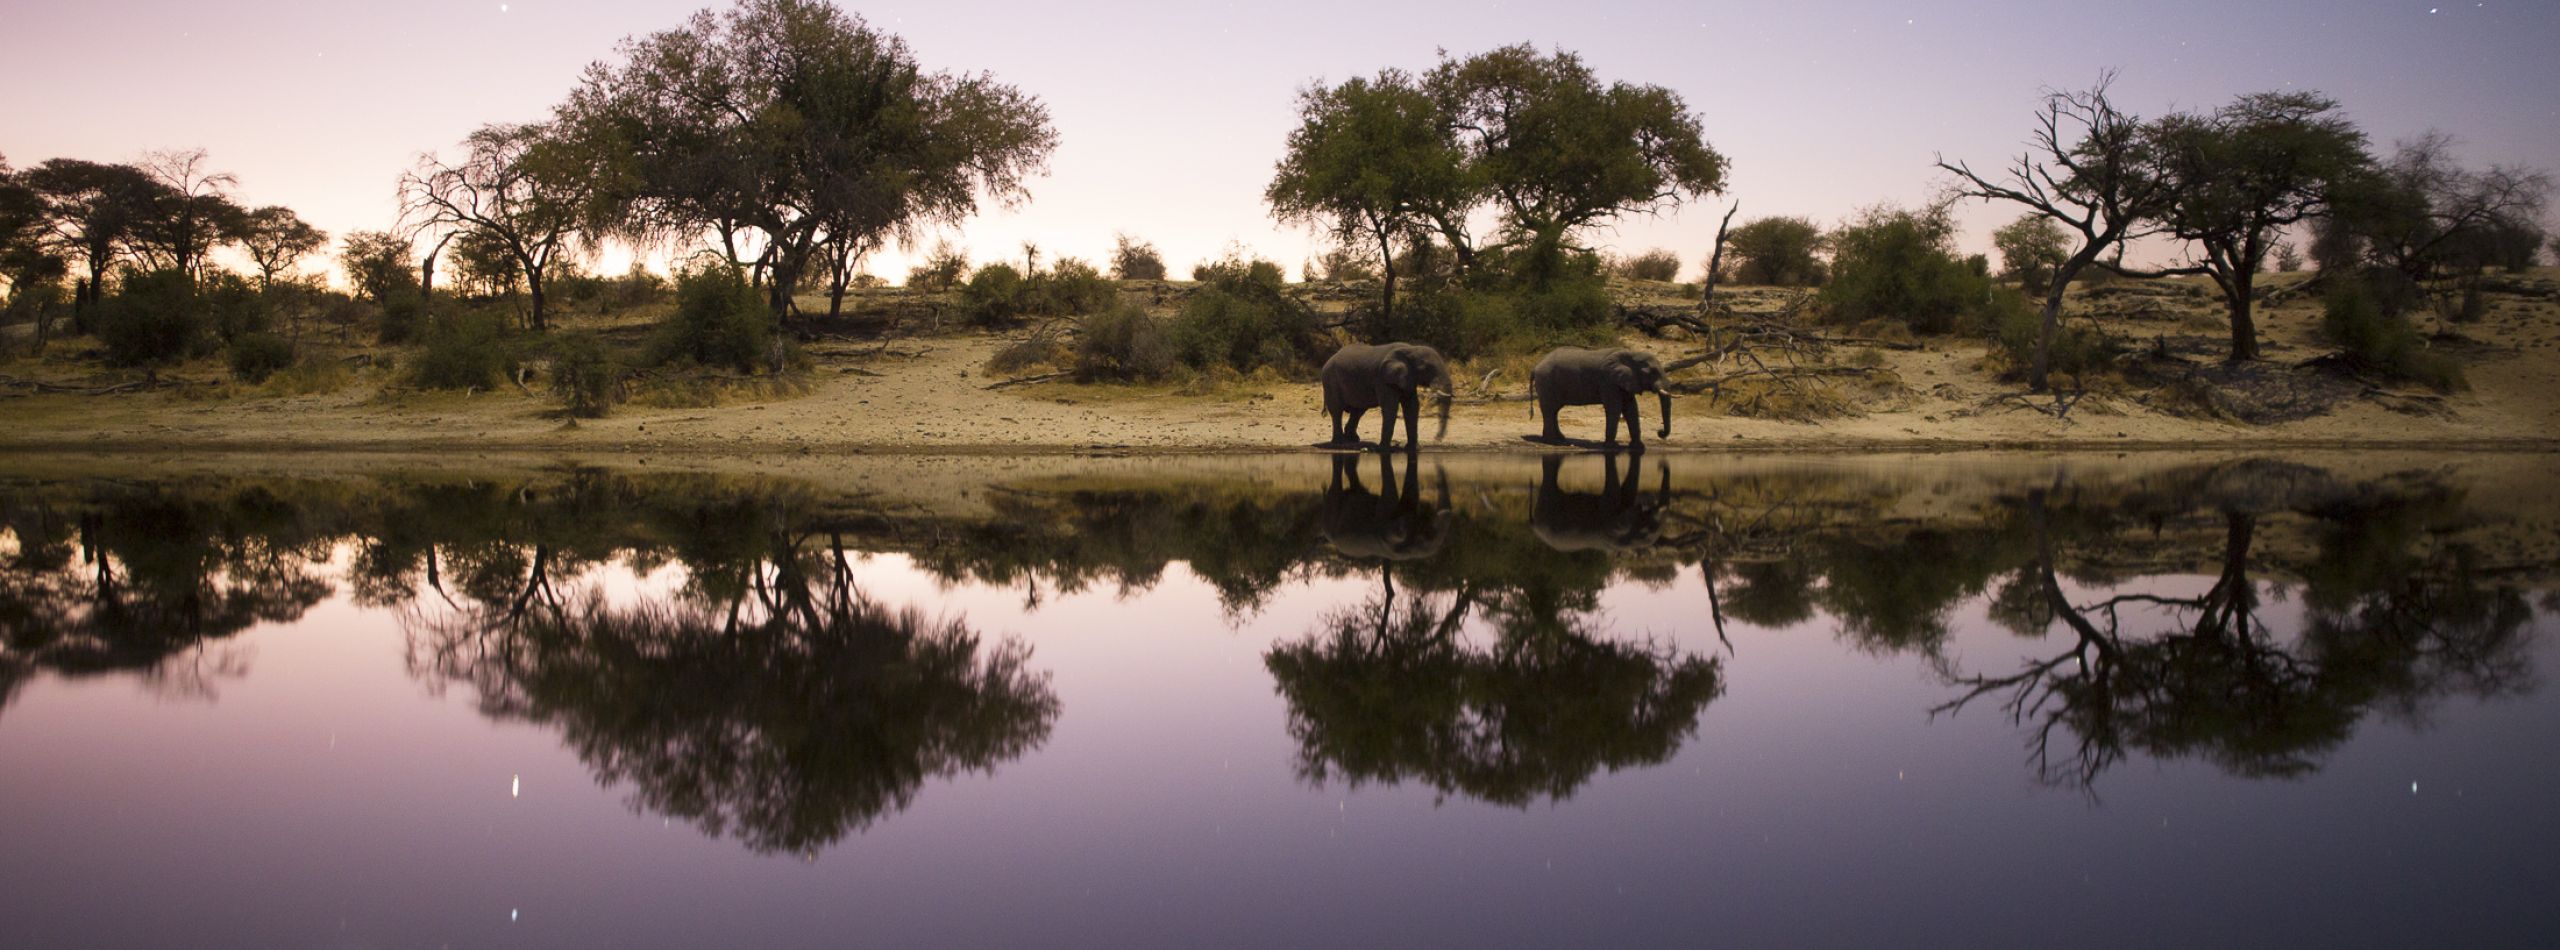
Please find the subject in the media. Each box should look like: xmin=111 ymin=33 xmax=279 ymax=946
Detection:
xmin=130 ymin=149 xmax=248 ymax=280
xmin=1990 ymin=215 xmax=2071 ymax=293
xmin=338 ymin=230 xmax=417 ymax=305
xmin=556 ymin=0 xmax=1057 ymax=323
xmin=1721 ymin=216 xmax=1826 ymax=286
xmin=1424 ymin=45 xmax=1727 ymax=283
xmin=1938 ymin=76 xmax=2174 ymax=389
xmin=1267 ymin=69 xmax=1469 ymax=336
xmin=1109 ymin=233 xmax=1166 ymax=280
xmin=2145 ymin=92 xmax=2370 ymax=362
xmin=1820 ymin=203 xmax=1996 ymax=334
xmin=399 ymin=122 xmax=587 ymax=331
xmin=0 ymin=158 xmax=68 ymax=352
xmin=21 ymin=158 xmax=159 ymax=328
xmin=236 ymin=206 xmax=327 ymax=290
xmin=2329 ymin=132 xmax=2551 ymax=281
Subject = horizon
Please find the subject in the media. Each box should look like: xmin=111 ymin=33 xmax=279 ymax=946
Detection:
xmin=4 ymin=0 xmax=2554 ymax=284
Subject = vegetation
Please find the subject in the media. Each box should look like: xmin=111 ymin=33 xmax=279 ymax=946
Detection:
xmin=1614 ymin=249 xmax=1681 ymax=282
xmin=1990 ymin=215 xmax=2070 ymax=293
xmin=1819 ymin=204 xmax=1998 ymax=334
xmin=2320 ymin=278 xmax=2464 ymax=392
xmin=649 ymin=265 xmax=772 ymax=372
xmin=410 ymin=311 xmax=514 ymax=390
xmin=907 ymin=242 xmax=970 ymax=291
xmin=95 ymin=269 xmax=209 ymax=366
xmin=1169 ymin=253 xmax=1325 ymax=374
xmin=1109 ymin=233 xmax=1167 ymax=280
xmin=1721 ymin=216 xmax=1827 ymax=287
xmin=548 ymin=332 xmax=624 ymax=417
xmin=1074 ymin=303 xmax=1176 ymax=381
xmin=226 ymin=332 xmax=294 ymax=383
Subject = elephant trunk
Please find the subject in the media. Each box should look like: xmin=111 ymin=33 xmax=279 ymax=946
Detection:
xmin=1656 ymin=388 xmax=1672 ymax=439
xmin=1432 ymin=387 xmax=1453 ymax=440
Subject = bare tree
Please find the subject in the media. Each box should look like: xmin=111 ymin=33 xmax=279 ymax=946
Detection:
xmin=1938 ymin=74 xmax=2170 ymax=391
xmin=132 ymin=148 xmax=247 ymax=280
xmin=398 ymin=123 xmax=586 ymax=331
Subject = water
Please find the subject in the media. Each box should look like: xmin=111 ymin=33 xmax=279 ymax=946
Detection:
xmin=2 ymin=452 xmax=2555 ymax=948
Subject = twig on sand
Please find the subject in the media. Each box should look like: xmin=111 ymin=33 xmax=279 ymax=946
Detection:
xmin=984 ymin=372 xmax=1067 ymax=390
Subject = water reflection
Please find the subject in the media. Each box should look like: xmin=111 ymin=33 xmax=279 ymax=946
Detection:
xmin=0 ymin=456 xmax=2549 ymax=844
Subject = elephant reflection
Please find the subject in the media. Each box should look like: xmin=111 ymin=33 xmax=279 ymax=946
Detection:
xmin=1531 ymin=453 xmax=1671 ymax=553
xmin=1320 ymin=451 xmax=1452 ymax=561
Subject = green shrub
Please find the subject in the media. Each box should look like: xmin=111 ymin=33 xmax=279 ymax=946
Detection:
xmin=1821 ymin=204 xmax=1998 ymax=334
xmin=1313 ymin=246 xmax=1378 ymax=282
xmin=1170 ymin=253 xmax=1324 ymax=373
xmin=1991 ymin=215 xmax=2070 ymax=294
xmin=1110 ymin=234 xmax=1167 ymax=280
xmin=1511 ymin=270 xmax=1613 ymax=333
xmin=605 ymin=266 xmax=668 ymax=313
xmin=377 ymin=291 xmax=428 ymax=344
xmin=199 ymin=272 xmax=271 ymax=344
xmin=2322 ymin=278 xmax=2464 ymax=392
xmin=650 ymin=266 xmax=772 ymax=372
xmin=907 ymin=242 xmax=969 ymax=291
xmin=960 ymin=263 xmax=1032 ymax=326
xmin=1988 ymin=290 xmax=2118 ymax=381
xmin=1074 ymin=304 xmax=1176 ymax=381
xmin=1395 ymin=289 xmax=1511 ymax=363
xmin=1724 ymin=216 xmax=1828 ymax=287
xmin=1615 ymin=249 xmax=1682 ymax=282
xmin=97 ymin=269 xmax=210 ymax=366
xmin=549 ymin=332 xmax=623 ymax=417
xmin=410 ymin=311 xmax=513 ymax=391
xmin=1036 ymin=257 xmax=1117 ymax=316
xmin=227 ymin=332 xmax=295 ymax=383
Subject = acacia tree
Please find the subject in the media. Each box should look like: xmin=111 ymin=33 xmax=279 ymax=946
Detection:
xmin=398 ymin=123 xmax=586 ymax=331
xmin=130 ymin=149 xmax=248 ymax=280
xmin=556 ymin=0 xmax=1056 ymax=324
xmin=1720 ymin=216 xmax=1827 ymax=286
xmin=22 ymin=158 xmax=158 ymax=327
xmin=2145 ymin=92 xmax=2370 ymax=362
xmin=1267 ymin=69 xmax=1470 ymax=337
xmin=236 ymin=206 xmax=327 ymax=289
xmin=1425 ymin=44 xmax=1727 ymax=283
xmin=1938 ymin=77 xmax=2173 ymax=389
xmin=2331 ymin=132 xmax=2550 ymax=282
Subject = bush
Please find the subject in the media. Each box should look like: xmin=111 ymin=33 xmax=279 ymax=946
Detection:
xmin=1615 ymin=249 xmax=1682 ymax=282
xmin=1035 ymin=257 xmax=1117 ymax=315
xmin=410 ymin=311 xmax=513 ymax=391
xmin=1821 ymin=204 xmax=1998 ymax=334
xmin=1988 ymin=290 xmax=2118 ymax=382
xmin=604 ymin=266 xmax=668 ymax=313
xmin=1170 ymin=253 xmax=1324 ymax=373
xmin=1313 ymin=246 xmax=1378 ymax=282
xmin=1110 ymin=234 xmax=1167 ymax=280
xmin=650 ymin=266 xmax=773 ymax=372
xmin=1074 ymin=304 xmax=1176 ymax=381
xmin=1991 ymin=215 xmax=2070 ymax=294
xmin=549 ymin=332 xmax=623 ymax=417
xmin=960 ymin=263 xmax=1033 ymax=326
xmin=1723 ymin=216 xmax=1828 ymax=287
xmin=97 ymin=270 xmax=210 ymax=366
xmin=194 ymin=272 xmax=272 ymax=344
xmin=907 ymin=242 xmax=969 ymax=291
xmin=226 ymin=332 xmax=295 ymax=383
xmin=377 ymin=292 xmax=428 ymax=344
xmin=1394 ymin=289 xmax=1511 ymax=362
xmin=2322 ymin=278 xmax=2464 ymax=392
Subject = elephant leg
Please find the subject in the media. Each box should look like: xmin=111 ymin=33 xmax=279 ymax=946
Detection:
xmin=1540 ymin=399 xmax=1564 ymax=442
xmin=1402 ymin=393 xmax=1420 ymax=451
xmin=1377 ymin=399 xmax=1400 ymax=452
xmin=1624 ymin=394 xmax=1644 ymax=449
xmin=1345 ymin=407 xmax=1368 ymax=445
xmin=1328 ymin=410 xmax=1344 ymax=445
xmin=1604 ymin=402 xmax=1622 ymax=446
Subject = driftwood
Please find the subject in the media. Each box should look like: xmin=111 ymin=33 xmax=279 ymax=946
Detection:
xmin=1696 ymin=201 xmax=1740 ymax=312
xmin=0 ymin=373 xmax=204 ymax=396
xmin=983 ymin=372 xmax=1067 ymax=390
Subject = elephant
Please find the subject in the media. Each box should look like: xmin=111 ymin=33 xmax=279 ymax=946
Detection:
xmin=1320 ymin=342 xmax=1454 ymax=451
xmin=1320 ymin=451 xmax=1453 ymax=561
xmin=1531 ymin=453 xmax=1672 ymax=554
xmin=1530 ymin=347 xmax=1672 ymax=448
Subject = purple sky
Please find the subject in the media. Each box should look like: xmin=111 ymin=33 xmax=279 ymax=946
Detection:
xmin=3 ymin=0 xmax=2552 ymax=283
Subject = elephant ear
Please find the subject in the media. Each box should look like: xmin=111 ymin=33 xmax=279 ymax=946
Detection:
xmin=1610 ymin=361 xmax=1638 ymax=391
xmin=1386 ymin=360 xmax=1411 ymax=388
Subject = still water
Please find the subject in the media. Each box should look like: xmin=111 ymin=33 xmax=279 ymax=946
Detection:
xmin=2 ymin=452 xmax=2555 ymax=948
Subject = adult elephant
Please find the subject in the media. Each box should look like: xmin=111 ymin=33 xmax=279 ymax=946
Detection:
xmin=1530 ymin=347 xmax=1672 ymax=448
xmin=1321 ymin=342 xmax=1453 ymax=451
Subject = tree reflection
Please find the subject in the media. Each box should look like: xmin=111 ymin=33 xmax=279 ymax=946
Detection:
xmin=1936 ymin=482 xmax=2537 ymax=791
xmin=405 ymin=526 xmax=1057 ymax=855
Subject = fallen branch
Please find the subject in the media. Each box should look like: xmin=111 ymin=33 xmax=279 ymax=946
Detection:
xmin=983 ymin=371 xmax=1067 ymax=390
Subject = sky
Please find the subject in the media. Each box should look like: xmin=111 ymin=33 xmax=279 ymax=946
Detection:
xmin=2 ymin=0 xmax=2554 ymax=284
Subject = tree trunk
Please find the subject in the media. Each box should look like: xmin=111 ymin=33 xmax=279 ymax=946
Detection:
xmin=2030 ymin=242 xmax=2109 ymax=392
xmin=419 ymin=232 xmax=456 ymax=304
xmin=526 ymin=265 xmax=548 ymax=333
xmin=1373 ymin=217 xmax=1397 ymax=341
xmin=2225 ymin=269 xmax=2257 ymax=362
xmin=1698 ymin=202 xmax=1739 ymax=313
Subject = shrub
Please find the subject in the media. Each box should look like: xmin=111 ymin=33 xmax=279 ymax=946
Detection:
xmin=226 ymin=332 xmax=295 ymax=383
xmin=1395 ymin=289 xmax=1511 ymax=363
xmin=1821 ymin=204 xmax=1998 ymax=334
xmin=650 ymin=265 xmax=772 ymax=372
xmin=549 ymin=332 xmax=623 ymax=417
xmin=1723 ymin=216 xmax=1828 ymax=287
xmin=2321 ymin=278 xmax=2464 ymax=392
xmin=339 ymin=230 xmax=417 ymax=305
xmin=377 ymin=291 xmax=428 ymax=344
xmin=907 ymin=242 xmax=969 ymax=291
xmin=97 ymin=269 xmax=210 ymax=366
xmin=1074 ymin=304 xmax=1176 ymax=381
xmin=1991 ymin=215 xmax=2070 ymax=294
xmin=2272 ymin=243 xmax=2305 ymax=273
xmin=1314 ymin=246 xmax=1378 ymax=282
xmin=605 ymin=266 xmax=668 ymax=313
xmin=410 ymin=311 xmax=513 ymax=391
xmin=1615 ymin=249 xmax=1682 ymax=282
xmin=1110 ymin=233 xmax=1167 ymax=280
xmin=961 ymin=263 xmax=1032 ymax=326
xmin=1035 ymin=257 xmax=1117 ymax=315
xmin=1170 ymin=252 xmax=1324 ymax=373
xmin=1988 ymin=290 xmax=2118 ymax=382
